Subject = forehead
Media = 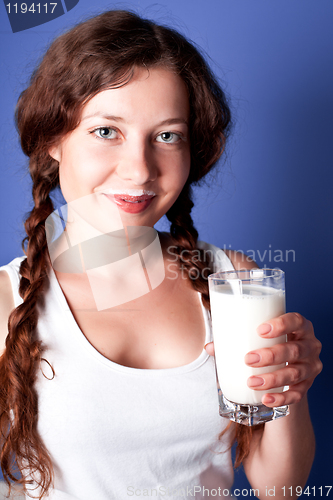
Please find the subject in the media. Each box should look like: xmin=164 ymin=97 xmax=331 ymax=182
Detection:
xmin=80 ymin=67 xmax=190 ymax=124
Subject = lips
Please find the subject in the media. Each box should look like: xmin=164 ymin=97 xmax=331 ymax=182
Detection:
xmin=104 ymin=193 xmax=156 ymax=214
xmin=114 ymin=194 xmax=154 ymax=203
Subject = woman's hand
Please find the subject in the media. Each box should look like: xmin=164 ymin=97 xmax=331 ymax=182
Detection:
xmin=205 ymin=312 xmax=322 ymax=407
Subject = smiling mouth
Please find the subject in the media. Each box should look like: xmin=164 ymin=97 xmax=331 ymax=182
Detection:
xmin=102 ymin=192 xmax=156 ymax=214
xmin=113 ymin=194 xmax=155 ymax=204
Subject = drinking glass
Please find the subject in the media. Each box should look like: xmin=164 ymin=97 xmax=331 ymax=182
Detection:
xmin=208 ymin=268 xmax=289 ymax=426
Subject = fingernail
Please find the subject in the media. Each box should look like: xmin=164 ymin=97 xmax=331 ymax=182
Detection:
xmin=264 ymin=395 xmax=275 ymax=404
xmin=257 ymin=323 xmax=272 ymax=335
xmin=248 ymin=376 xmax=265 ymax=387
xmin=244 ymin=352 xmax=261 ymax=365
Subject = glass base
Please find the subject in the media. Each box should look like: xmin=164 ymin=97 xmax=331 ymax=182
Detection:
xmin=218 ymin=391 xmax=289 ymax=426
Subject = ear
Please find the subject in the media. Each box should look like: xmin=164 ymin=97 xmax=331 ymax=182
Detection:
xmin=49 ymin=144 xmax=62 ymax=163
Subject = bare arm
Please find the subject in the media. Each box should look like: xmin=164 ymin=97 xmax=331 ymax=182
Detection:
xmin=0 ymin=270 xmax=16 ymax=355
xmin=208 ymin=250 xmax=321 ymax=499
xmin=243 ymin=396 xmax=315 ymax=499
xmin=241 ymin=306 xmax=320 ymax=499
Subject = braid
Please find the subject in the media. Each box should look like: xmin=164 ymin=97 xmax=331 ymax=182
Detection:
xmin=0 ymin=161 xmax=57 ymax=498
xmin=166 ymin=183 xmax=213 ymax=309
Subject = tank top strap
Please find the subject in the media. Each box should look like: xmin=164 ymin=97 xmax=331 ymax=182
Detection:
xmin=0 ymin=256 xmax=25 ymax=308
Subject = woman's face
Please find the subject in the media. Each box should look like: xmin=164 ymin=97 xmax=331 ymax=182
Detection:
xmin=49 ymin=67 xmax=191 ymax=230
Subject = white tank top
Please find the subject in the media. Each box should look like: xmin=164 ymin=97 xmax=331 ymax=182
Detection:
xmin=1 ymin=240 xmax=235 ymax=500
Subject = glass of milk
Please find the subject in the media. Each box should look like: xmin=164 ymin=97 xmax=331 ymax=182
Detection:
xmin=208 ymin=268 xmax=289 ymax=426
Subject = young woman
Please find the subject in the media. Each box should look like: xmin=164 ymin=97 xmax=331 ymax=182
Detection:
xmin=0 ymin=10 xmax=322 ymax=500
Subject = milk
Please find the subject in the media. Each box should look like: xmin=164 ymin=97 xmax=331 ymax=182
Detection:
xmin=209 ymin=284 xmax=286 ymax=405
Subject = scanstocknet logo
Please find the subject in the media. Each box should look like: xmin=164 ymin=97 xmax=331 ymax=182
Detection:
xmin=3 ymin=0 xmax=80 ymax=33
xmin=45 ymin=192 xmax=165 ymax=311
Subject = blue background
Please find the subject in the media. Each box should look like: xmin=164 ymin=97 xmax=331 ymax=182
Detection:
xmin=0 ymin=0 xmax=332 ymax=494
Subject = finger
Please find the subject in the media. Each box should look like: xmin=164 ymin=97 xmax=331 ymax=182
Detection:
xmin=247 ymin=362 xmax=313 ymax=391
xmin=257 ymin=312 xmax=313 ymax=339
xmin=204 ymin=342 xmax=214 ymax=356
xmin=261 ymin=380 xmax=312 ymax=407
xmin=244 ymin=340 xmax=311 ymax=367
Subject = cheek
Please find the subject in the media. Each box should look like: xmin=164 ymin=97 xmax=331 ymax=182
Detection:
xmin=58 ymin=149 xmax=111 ymax=200
xmin=58 ymin=166 xmax=77 ymax=203
xmin=157 ymin=148 xmax=190 ymax=183
xmin=58 ymin=162 xmax=94 ymax=203
xmin=176 ymin=148 xmax=191 ymax=186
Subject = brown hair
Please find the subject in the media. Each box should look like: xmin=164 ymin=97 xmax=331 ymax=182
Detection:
xmin=0 ymin=9 xmax=256 ymax=498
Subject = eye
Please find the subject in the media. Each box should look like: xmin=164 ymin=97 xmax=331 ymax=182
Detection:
xmin=156 ymin=132 xmax=181 ymax=144
xmin=92 ymin=127 xmax=118 ymax=140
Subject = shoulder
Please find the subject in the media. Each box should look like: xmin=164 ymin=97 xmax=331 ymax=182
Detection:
xmin=0 ymin=270 xmax=16 ymax=311
xmin=0 ymin=270 xmax=16 ymax=354
xmin=0 ymin=257 xmax=25 ymax=354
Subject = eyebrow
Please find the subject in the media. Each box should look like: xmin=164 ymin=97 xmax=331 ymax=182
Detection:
xmin=81 ymin=113 xmax=188 ymax=126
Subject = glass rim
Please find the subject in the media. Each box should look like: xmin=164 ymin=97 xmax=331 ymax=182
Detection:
xmin=208 ymin=268 xmax=285 ymax=281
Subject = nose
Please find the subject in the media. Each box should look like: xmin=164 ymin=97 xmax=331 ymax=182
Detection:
xmin=116 ymin=136 xmax=157 ymax=186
